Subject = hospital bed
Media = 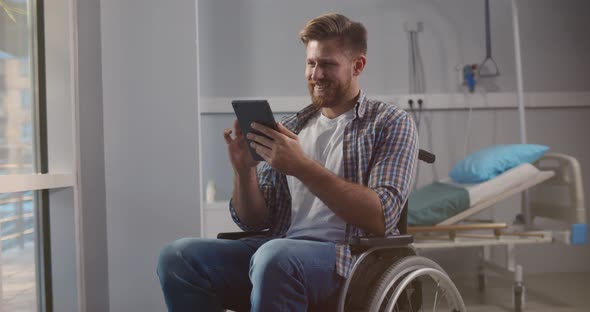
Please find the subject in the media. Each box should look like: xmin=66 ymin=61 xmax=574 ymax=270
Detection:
xmin=407 ymin=152 xmax=587 ymax=311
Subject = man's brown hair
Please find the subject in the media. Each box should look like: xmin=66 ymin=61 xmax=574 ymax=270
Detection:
xmin=299 ymin=13 xmax=367 ymax=56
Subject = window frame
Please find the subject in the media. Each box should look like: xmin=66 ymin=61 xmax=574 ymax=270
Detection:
xmin=1 ymin=0 xmax=80 ymax=311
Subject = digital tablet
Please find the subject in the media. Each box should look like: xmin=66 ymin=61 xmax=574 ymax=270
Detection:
xmin=231 ymin=100 xmax=278 ymax=161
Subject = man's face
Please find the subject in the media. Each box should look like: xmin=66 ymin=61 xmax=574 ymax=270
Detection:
xmin=305 ymin=39 xmax=355 ymax=108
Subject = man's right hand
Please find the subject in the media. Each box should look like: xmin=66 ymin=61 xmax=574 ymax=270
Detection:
xmin=225 ymin=120 xmax=268 ymax=227
xmin=224 ymin=119 xmax=258 ymax=175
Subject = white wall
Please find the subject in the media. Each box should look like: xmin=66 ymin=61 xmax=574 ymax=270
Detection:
xmin=198 ymin=0 xmax=515 ymax=97
xmin=198 ymin=0 xmax=590 ymax=98
xmin=518 ymin=0 xmax=590 ymax=92
xmin=100 ymin=1 xmax=200 ymax=311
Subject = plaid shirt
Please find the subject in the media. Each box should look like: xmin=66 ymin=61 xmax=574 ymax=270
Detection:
xmin=229 ymin=90 xmax=418 ymax=278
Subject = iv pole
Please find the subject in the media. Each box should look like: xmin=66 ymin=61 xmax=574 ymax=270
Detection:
xmin=511 ymin=0 xmax=533 ymax=229
xmin=512 ymin=0 xmax=527 ymax=145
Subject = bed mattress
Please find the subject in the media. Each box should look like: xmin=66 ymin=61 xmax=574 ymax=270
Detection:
xmin=444 ymin=163 xmax=551 ymax=207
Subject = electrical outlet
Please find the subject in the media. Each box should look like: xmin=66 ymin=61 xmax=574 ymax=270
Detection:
xmin=401 ymin=95 xmax=425 ymax=110
xmin=402 ymin=96 xmax=413 ymax=110
xmin=417 ymin=97 xmax=425 ymax=108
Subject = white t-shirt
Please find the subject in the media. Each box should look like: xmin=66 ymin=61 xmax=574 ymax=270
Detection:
xmin=286 ymin=108 xmax=356 ymax=241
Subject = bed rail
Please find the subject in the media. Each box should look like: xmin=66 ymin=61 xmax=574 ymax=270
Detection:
xmin=531 ymin=152 xmax=587 ymax=245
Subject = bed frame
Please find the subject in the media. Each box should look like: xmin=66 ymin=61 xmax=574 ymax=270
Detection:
xmin=408 ymin=152 xmax=587 ymax=311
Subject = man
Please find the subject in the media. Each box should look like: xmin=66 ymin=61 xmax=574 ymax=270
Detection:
xmin=157 ymin=13 xmax=418 ymax=311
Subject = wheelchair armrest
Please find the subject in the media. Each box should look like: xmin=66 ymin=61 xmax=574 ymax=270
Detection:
xmin=217 ymin=231 xmax=268 ymax=240
xmin=348 ymin=235 xmax=414 ymax=253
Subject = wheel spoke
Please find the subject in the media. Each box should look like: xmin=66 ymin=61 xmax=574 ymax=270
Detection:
xmin=434 ymin=285 xmax=448 ymax=311
xmin=406 ymin=288 xmax=414 ymax=312
xmin=432 ymin=281 xmax=441 ymax=311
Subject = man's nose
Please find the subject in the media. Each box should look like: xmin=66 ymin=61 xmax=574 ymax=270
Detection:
xmin=311 ymin=66 xmax=324 ymax=81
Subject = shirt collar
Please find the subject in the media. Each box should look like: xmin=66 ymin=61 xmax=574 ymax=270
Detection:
xmin=354 ymin=89 xmax=368 ymax=120
xmin=294 ymin=89 xmax=367 ymax=131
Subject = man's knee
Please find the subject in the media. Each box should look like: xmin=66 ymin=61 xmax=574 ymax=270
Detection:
xmin=249 ymin=239 xmax=299 ymax=279
xmin=157 ymin=237 xmax=201 ymax=281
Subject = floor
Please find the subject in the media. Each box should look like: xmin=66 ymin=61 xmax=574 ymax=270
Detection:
xmin=0 ymin=244 xmax=589 ymax=311
xmin=451 ymin=271 xmax=590 ymax=311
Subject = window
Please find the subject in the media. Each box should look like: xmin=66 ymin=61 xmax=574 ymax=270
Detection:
xmin=2 ymin=0 xmax=95 ymax=309
xmin=0 ymin=1 xmax=55 ymax=311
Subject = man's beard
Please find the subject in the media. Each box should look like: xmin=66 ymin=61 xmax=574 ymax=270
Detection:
xmin=307 ymin=77 xmax=351 ymax=108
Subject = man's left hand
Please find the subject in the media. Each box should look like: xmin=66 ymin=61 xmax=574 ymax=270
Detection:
xmin=247 ymin=123 xmax=311 ymax=176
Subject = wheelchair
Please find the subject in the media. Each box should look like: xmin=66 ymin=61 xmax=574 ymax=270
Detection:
xmin=218 ymin=150 xmax=466 ymax=312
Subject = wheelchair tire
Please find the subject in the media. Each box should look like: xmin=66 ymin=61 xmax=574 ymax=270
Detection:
xmin=366 ymin=256 xmax=466 ymax=312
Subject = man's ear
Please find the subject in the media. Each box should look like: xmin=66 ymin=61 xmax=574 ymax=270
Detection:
xmin=353 ymin=55 xmax=366 ymax=76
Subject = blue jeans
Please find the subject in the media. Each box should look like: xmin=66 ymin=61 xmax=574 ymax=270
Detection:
xmin=157 ymin=237 xmax=343 ymax=312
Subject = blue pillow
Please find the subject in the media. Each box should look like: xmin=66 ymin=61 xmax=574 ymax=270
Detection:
xmin=449 ymin=144 xmax=549 ymax=183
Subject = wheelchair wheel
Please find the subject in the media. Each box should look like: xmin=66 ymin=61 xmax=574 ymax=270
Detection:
xmin=366 ymin=256 xmax=466 ymax=312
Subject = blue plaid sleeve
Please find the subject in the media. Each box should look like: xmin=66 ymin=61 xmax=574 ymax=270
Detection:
xmin=229 ymin=162 xmax=291 ymax=235
xmin=367 ymin=111 xmax=418 ymax=235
